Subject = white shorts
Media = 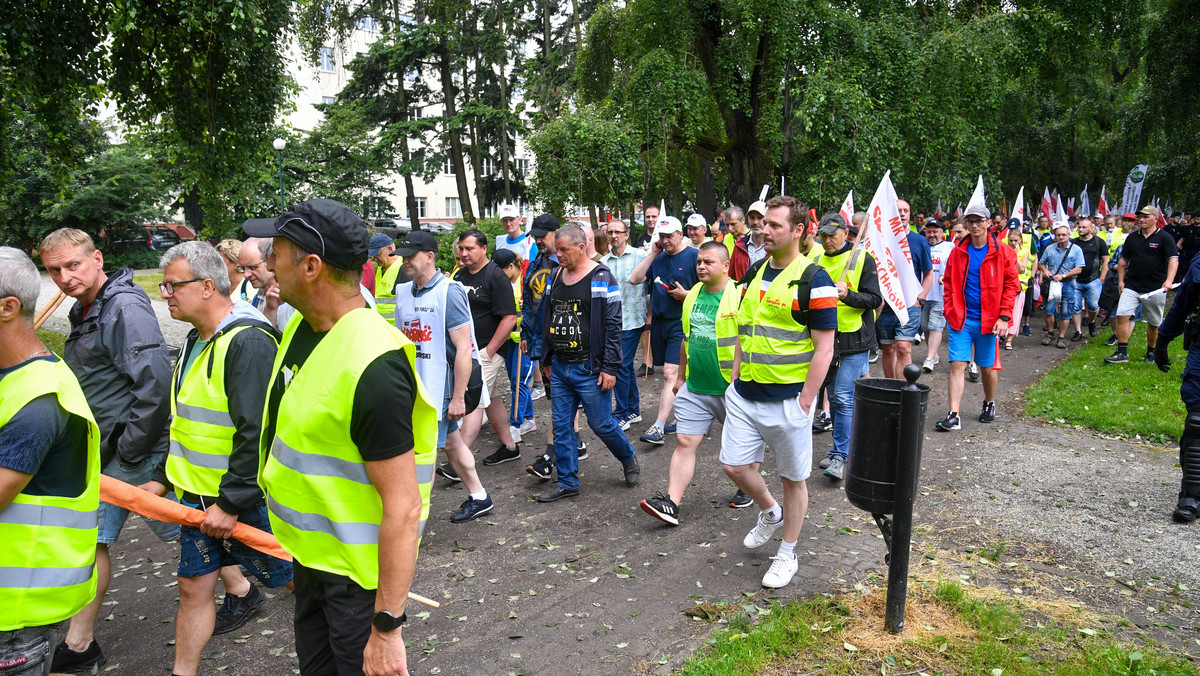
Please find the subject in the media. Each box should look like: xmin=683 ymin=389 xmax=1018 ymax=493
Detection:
xmin=673 ymin=383 xmax=727 ymax=436
xmin=719 ymin=383 xmax=814 ymax=481
xmin=1116 ymin=287 xmax=1167 ymax=326
xmin=480 ymin=349 xmax=507 ymax=402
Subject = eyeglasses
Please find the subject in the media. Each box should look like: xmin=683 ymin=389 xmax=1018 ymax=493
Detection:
xmin=609 ymin=229 xmax=628 ymax=235
xmin=237 ymin=261 xmax=266 ymax=273
xmin=159 ymin=279 xmax=203 ymax=296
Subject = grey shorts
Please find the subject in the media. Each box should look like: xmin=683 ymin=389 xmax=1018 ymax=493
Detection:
xmin=719 ymin=383 xmax=813 ymax=481
xmin=1116 ymin=287 xmax=1167 ymax=326
xmin=673 ymin=383 xmax=727 ymax=436
xmin=0 ymin=621 xmax=66 ymax=676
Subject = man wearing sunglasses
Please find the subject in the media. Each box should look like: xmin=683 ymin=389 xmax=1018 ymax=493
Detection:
xmin=244 ymin=199 xmax=437 ymax=676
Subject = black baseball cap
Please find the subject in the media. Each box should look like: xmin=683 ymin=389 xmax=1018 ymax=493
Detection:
xmin=491 ymin=249 xmax=518 ymax=269
xmin=529 ymin=214 xmax=560 ymax=237
xmin=817 ymin=213 xmax=848 ymax=236
xmin=243 ymin=199 xmax=369 ymax=270
xmin=393 ymin=230 xmax=439 ymax=257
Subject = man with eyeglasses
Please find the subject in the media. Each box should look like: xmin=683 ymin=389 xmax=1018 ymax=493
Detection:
xmin=238 ymin=237 xmax=295 ymax=331
xmin=1106 ymin=205 xmax=1179 ymax=364
xmin=630 ymin=216 xmax=699 ymax=445
xmin=244 ymin=199 xmax=436 ymax=676
xmin=600 ymin=220 xmax=649 ymax=431
xmin=139 ymin=241 xmax=291 ymax=676
xmin=37 ymin=228 xmax=181 ymax=673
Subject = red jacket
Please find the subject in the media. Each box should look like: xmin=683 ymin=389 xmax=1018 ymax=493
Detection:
xmin=942 ymin=231 xmax=1020 ymax=332
xmin=729 ymin=234 xmax=752 ymax=281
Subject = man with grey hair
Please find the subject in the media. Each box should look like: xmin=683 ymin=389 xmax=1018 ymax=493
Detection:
xmin=138 ymin=242 xmax=291 ymax=676
xmin=0 ymin=247 xmax=101 ymax=676
xmin=38 ymin=228 xmax=180 ymax=672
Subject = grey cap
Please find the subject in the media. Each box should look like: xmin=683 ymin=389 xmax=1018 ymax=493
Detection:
xmin=963 ymin=203 xmax=990 ymax=220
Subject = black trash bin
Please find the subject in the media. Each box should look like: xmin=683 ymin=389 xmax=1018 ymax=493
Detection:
xmin=845 ymin=377 xmax=930 ymax=515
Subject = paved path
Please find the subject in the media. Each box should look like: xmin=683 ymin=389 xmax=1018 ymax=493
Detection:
xmin=48 ymin=311 xmax=1196 ymax=674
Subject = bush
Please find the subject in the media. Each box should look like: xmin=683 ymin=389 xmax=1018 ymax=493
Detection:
xmin=434 ymin=217 xmax=510 ymax=272
xmin=102 ymin=248 xmax=161 ymax=271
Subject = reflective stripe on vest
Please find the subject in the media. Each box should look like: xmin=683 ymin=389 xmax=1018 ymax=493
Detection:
xmin=680 ymin=281 xmax=741 ymax=383
xmin=0 ymin=358 xmax=100 ymax=631
xmin=735 ymin=255 xmax=816 ymax=384
xmin=375 ymin=261 xmax=404 ymax=318
xmin=168 ymin=326 xmax=274 ymax=498
xmin=260 ymin=309 xmax=437 ymax=590
xmin=816 ymin=247 xmax=867 ymax=334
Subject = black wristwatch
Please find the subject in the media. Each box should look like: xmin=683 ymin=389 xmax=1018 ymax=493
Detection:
xmin=372 ymin=610 xmax=406 ymax=632
xmin=999 ymin=315 xmax=1011 ymax=322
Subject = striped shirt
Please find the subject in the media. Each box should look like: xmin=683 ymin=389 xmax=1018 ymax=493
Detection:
xmin=601 ymin=245 xmax=649 ymax=332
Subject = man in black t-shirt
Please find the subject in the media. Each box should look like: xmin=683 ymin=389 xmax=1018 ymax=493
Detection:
xmin=453 ymin=229 xmax=522 ymax=465
xmin=1106 ymin=205 xmax=1180 ymax=364
xmin=1070 ymin=217 xmax=1110 ymax=340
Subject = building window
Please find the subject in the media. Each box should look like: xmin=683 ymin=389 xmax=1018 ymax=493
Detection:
xmin=319 ymin=47 xmax=335 ymax=72
xmin=443 ymin=157 xmax=455 ymax=175
xmin=409 ymin=198 xmax=426 ymax=219
xmin=482 ymin=157 xmax=496 ymax=176
xmin=355 ymin=14 xmax=378 ymax=31
xmin=445 ymin=197 xmax=461 ymax=219
xmin=408 ymin=106 xmax=422 ymax=121
xmin=515 ymin=158 xmax=529 ymax=176
xmin=321 ymin=96 xmax=336 ymax=105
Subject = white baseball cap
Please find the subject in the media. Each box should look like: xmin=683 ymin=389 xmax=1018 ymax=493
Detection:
xmin=685 ymin=213 xmax=708 ymax=229
xmin=497 ymin=204 xmax=519 ymax=219
xmin=654 ymin=216 xmax=683 ymax=236
xmin=747 ymin=200 xmax=768 ymax=217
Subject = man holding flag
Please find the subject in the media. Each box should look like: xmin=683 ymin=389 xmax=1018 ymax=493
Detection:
xmin=936 ymin=204 xmax=1019 ymax=431
xmin=874 ymin=199 xmax=933 ymax=378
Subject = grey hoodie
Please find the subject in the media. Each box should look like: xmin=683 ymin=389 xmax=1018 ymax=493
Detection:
xmin=65 ymin=268 xmax=173 ymax=466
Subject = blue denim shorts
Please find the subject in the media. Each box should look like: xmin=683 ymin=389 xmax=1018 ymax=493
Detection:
xmin=97 ymin=452 xmax=180 ymax=545
xmin=177 ymin=500 xmax=293 ymax=586
xmin=877 ymin=305 xmax=922 ymax=344
xmin=650 ymin=317 xmax=684 ymax=366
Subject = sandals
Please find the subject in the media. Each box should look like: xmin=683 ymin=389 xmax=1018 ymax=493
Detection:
xmin=1056 ymin=338 xmax=1067 ymax=349
xmin=1041 ymin=335 xmax=1052 ymax=346
xmin=1004 ymin=341 xmax=1013 ymax=350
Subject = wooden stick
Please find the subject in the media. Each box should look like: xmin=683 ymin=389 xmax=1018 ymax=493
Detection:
xmin=406 ymin=591 xmax=440 ymax=609
xmin=33 ymin=291 xmax=66 ymax=329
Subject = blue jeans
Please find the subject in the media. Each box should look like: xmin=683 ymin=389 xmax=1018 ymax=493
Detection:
xmin=613 ymin=327 xmax=643 ymax=419
xmin=98 ymin=452 xmax=180 ymax=545
xmin=550 ymin=359 xmax=636 ymax=490
xmin=829 ymin=350 xmax=869 ymax=460
xmin=505 ymin=345 xmax=534 ymax=426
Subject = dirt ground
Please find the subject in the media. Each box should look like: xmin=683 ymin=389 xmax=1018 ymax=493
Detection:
xmin=78 ymin=327 xmax=1199 ymax=675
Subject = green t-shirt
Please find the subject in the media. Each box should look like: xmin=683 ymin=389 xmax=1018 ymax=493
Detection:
xmin=685 ymin=287 xmax=728 ymax=395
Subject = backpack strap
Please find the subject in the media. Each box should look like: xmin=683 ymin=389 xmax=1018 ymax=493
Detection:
xmin=787 ymin=263 xmax=822 ymax=327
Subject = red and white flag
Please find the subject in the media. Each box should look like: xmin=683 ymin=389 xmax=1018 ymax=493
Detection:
xmin=838 ymin=190 xmax=854 ymax=225
xmin=1040 ymin=187 xmax=1053 ymax=221
xmin=861 ymin=171 xmax=920 ymax=318
xmin=934 ymin=199 xmax=944 ymax=219
xmin=1097 ymin=185 xmax=1108 ymax=218
xmin=954 ymin=203 xmax=962 ymax=219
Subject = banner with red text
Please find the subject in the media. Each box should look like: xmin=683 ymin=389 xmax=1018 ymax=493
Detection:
xmin=861 ymin=171 xmax=920 ymax=317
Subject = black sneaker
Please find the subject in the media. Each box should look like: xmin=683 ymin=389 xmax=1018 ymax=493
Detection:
xmin=636 ymin=364 xmax=654 ymax=378
xmin=623 ymin=457 xmax=641 ymax=487
xmin=812 ymin=411 xmax=833 ymax=433
xmin=51 ymin=640 xmax=106 ymax=673
xmin=525 ymin=454 xmax=554 ymax=480
xmin=1104 ymin=350 xmax=1129 ymax=364
xmin=577 ymin=440 xmax=589 ymax=460
xmin=936 ymin=412 xmax=961 ymax=431
xmin=640 ymin=492 xmax=680 ymax=526
xmin=483 ymin=444 xmax=521 ymax=465
xmin=1104 ymin=334 xmax=1118 ymax=346
xmin=213 ymin=582 xmax=265 ymax=635
xmin=966 ymin=363 xmax=980 ymax=382
xmin=1144 ymin=349 xmax=1156 ymax=364
xmin=1071 ymin=330 xmax=1084 ymax=342
xmin=979 ymin=401 xmax=996 ymax=423
xmin=435 ymin=462 xmax=461 ymax=482
xmin=1088 ymin=321 xmax=1098 ymax=337
xmin=451 ymin=495 xmax=494 ymax=523
xmin=729 ymin=489 xmax=753 ymax=509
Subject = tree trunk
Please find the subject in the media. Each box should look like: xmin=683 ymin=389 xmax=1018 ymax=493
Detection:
xmin=696 ymin=158 xmax=716 ymax=218
xmin=439 ymin=43 xmax=475 ymax=222
xmin=183 ymin=190 xmax=203 ymax=234
xmin=397 ymin=81 xmax=421 ymax=232
xmin=497 ymin=15 xmax=513 ymax=202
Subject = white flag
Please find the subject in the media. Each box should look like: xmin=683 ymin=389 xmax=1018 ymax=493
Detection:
xmin=861 ymin=171 xmax=920 ymax=318
xmin=1079 ymin=185 xmax=1090 ymax=217
xmin=966 ymin=175 xmax=986 ymax=213
xmin=838 ymin=190 xmax=854 ymax=225
xmin=1121 ymin=164 xmax=1149 ymax=214
xmin=1006 ymin=186 xmax=1026 ymax=231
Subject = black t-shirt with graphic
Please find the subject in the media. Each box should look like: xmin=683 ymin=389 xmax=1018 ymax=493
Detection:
xmin=455 ymin=261 xmax=519 ymax=357
xmin=547 ymin=268 xmax=599 ymax=363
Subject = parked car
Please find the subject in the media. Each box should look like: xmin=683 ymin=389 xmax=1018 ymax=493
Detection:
xmin=110 ymin=226 xmax=183 ymax=252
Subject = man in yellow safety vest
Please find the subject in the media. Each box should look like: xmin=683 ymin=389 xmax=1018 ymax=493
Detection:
xmin=244 ymin=199 xmax=437 ymax=676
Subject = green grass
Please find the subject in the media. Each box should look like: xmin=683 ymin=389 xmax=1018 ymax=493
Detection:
xmin=132 ymin=273 xmax=161 ymax=299
xmin=678 ymin=581 xmax=1198 ymax=676
xmin=37 ymin=328 xmax=66 ymax=356
xmin=1024 ymin=322 xmax=1187 ymax=444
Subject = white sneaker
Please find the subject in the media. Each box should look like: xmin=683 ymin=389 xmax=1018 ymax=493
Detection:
xmin=922 ymin=357 xmax=936 ymax=373
xmin=762 ymin=554 xmax=799 ymax=588
xmin=509 ymin=426 xmax=522 ymax=444
xmin=520 ymin=419 xmax=538 ymax=435
xmin=743 ymin=510 xmax=783 ymax=549
xmin=913 ymin=334 xmax=923 ymax=346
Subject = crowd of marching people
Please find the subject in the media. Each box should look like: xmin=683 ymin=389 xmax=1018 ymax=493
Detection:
xmin=1 ymin=189 xmax=1195 ymax=676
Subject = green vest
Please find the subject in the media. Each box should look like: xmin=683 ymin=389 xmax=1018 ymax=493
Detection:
xmin=260 ymin=309 xmax=437 ymax=590
xmin=0 ymin=358 xmax=100 ymax=631
xmin=168 ymin=326 xmax=276 ymax=498
xmin=736 ymin=254 xmax=816 ymax=384
xmin=681 ymin=281 xmax=740 ymax=383
xmin=816 ymin=247 xmax=867 ymax=334
xmin=375 ymin=261 xmax=404 ymax=319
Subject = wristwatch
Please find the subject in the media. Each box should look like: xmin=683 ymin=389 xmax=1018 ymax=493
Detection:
xmin=372 ymin=609 xmax=406 ymax=632
xmin=999 ymin=315 xmax=1011 ymax=322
